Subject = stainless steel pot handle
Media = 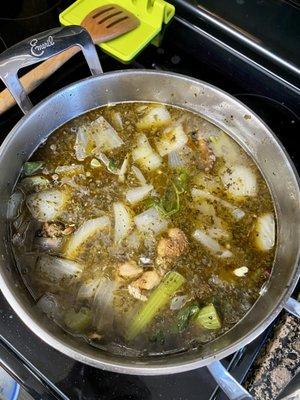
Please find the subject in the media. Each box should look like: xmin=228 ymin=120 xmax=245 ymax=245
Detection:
xmin=207 ymin=361 xmax=253 ymax=400
xmin=0 ymin=25 xmax=102 ymax=114
xmin=284 ymin=297 xmax=300 ymax=318
xmin=208 ymin=297 xmax=299 ymax=400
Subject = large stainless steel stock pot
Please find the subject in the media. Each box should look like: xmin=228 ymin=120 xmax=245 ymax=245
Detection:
xmin=0 ymin=26 xmax=299 ymax=399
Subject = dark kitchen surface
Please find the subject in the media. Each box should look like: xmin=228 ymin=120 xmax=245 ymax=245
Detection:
xmin=182 ymin=0 xmax=300 ymax=69
xmin=0 ymin=1 xmax=299 ymax=400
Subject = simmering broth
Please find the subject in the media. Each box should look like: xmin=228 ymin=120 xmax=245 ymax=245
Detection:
xmin=9 ymin=102 xmax=275 ymax=356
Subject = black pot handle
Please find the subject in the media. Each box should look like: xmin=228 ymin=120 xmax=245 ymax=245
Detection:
xmin=0 ymin=26 xmax=102 ymax=114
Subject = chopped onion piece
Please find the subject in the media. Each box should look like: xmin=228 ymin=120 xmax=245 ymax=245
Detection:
xmin=207 ymin=226 xmax=230 ymax=240
xmin=33 ymin=237 xmax=62 ymax=252
xmin=7 ymin=191 xmax=23 ymax=219
xmin=142 ymin=152 xmax=162 ymax=171
xmin=37 ymin=293 xmax=59 ymax=317
xmin=254 ymin=213 xmax=275 ymax=251
xmin=93 ymin=278 xmax=117 ymax=330
xmin=125 ymin=185 xmax=153 ymax=204
xmin=55 ymin=165 xmax=84 ymax=175
xmin=192 ymin=172 xmax=221 ymax=192
xmin=26 ymin=189 xmax=68 ymax=222
xmin=209 ymin=131 xmax=242 ymax=165
xmin=156 ymin=124 xmax=188 ymax=156
xmin=221 ymin=165 xmax=257 ymax=199
xmin=132 ymin=166 xmax=147 ymax=185
xmin=191 ymin=188 xmax=245 ymax=220
xmin=91 ymin=116 xmax=124 ymax=154
xmin=128 ymin=284 xmax=147 ymax=302
xmin=134 ymin=207 xmax=168 ymax=235
xmin=36 ymin=255 xmax=83 ymax=282
xmin=113 ymin=202 xmax=133 ymax=244
xmin=96 ymin=152 xmax=119 ymax=175
xmin=77 ymin=279 xmax=101 ymax=301
xmin=20 ymin=176 xmax=49 ymax=193
xmin=111 ymin=111 xmax=123 ymax=130
xmin=74 ymin=126 xmax=91 ymax=161
xmin=136 ymin=105 xmax=171 ymax=129
xmin=170 ymin=295 xmax=188 ymax=310
xmin=132 ymin=134 xmax=162 ymax=171
xmin=126 ymin=230 xmax=141 ymax=250
xmin=118 ymin=154 xmax=129 ymax=183
xmin=193 ymin=229 xmax=232 ymax=258
xmin=64 ymin=216 xmax=110 ymax=259
xmin=233 ymin=266 xmax=249 ymax=277
xmin=168 ymin=150 xmax=185 ymax=168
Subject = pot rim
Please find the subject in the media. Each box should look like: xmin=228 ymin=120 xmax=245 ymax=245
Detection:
xmin=0 ymin=69 xmax=299 ymax=375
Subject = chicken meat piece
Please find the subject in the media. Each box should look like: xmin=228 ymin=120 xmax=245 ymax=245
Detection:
xmin=132 ymin=270 xmax=161 ymax=291
xmin=41 ymin=222 xmax=74 ymax=238
xmin=157 ymin=228 xmax=188 ymax=258
xmin=128 ymin=284 xmax=147 ymax=301
xmin=198 ymin=137 xmax=216 ymax=172
xmin=118 ymin=260 xmax=143 ymax=279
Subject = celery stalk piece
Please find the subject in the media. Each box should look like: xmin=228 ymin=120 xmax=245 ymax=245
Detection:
xmin=126 ymin=271 xmax=186 ymax=341
xmin=64 ymin=307 xmax=92 ymax=332
xmin=195 ymin=303 xmax=221 ymax=330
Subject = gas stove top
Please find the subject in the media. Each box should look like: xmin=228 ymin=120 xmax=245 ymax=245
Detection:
xmin=0 ymin=1 xmax=299 ymax=399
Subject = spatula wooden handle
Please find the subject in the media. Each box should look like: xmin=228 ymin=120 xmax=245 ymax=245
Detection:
xmin=0 ymin=46 xmax=79 ymax=115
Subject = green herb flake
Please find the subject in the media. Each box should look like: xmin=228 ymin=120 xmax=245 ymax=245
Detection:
xmin=23 ymin=161 xmax=44 ymax=176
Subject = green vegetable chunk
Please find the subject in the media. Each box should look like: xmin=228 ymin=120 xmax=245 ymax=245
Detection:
xmin=126 ymin=271 xmax=186 ymax=341
xmin=23 ymin=161 xmax=44 ymax=176
xmin=173 ymin=170 xmax=188 ymax=194
xmin=108 ymin=159 xmax=118 ymax=172
xmin=195 ymin=303 xmax=221 ymax=330
xmin=160 ymin=183 xmax=179 ymax=216
xmin=173 ymin=302 xmax=200 ymax=333
xmin=64 ymin=307 xmax=92 ymax=332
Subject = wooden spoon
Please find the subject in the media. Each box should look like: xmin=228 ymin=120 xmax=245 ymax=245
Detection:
xmin=0 ymin=5 xmax=139 ymax=115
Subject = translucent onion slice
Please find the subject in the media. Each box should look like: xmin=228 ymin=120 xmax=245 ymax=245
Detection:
xmin=168 ymin=150 xmax=185 ymax=168
xmin=132 ymin=134 xmax=162 ymax=171
xmin=132 ymin=166 xmax=147 ymax=185
xmin=136 ymin=105 xmax=171 ymax=129
xmin=77 ymin=279 xmax=101 ymax=301
xmin=33 ymin=237 xmax=62 ymax=252
xmin=111 ymin=111 xmax=123 ymax=130
xmin=118 ymin=154 xmax=129 ymax=183
xmin=26 ymin=189 xmax=68 ymax=222
xmin=36 ymin=293 xmax=60 ymax=317
xmin=193 ymin=229 xmax=232 ymax=258
xmin=91 ymin=116 xmax=124 ymax=154
xmin=156 ymin=124 xmax=188 ymax=157
xmin=55 ymin=165 xmax=84 ymax=176
xmin=64 ymin=216 xmax=111 ymax=259
xmin=254 ymin=213 xmax=275 ymax=251
xmin=191 ymin=188 xmax=245 ymax=220
xmin=7 ymin=191 xmax=24 ymax=219
xmin=93 ymin=278 xmax=117 ymax=330
xmin=113 ymin=202 xmax=133 ymax=244
xmin=74 ymin=126 xmax=92 ymax=161
xmin=134 ymin=207 xmax=168 ymax=235
xmin=221 ymin=165 xmax=257 ymax=199
xmin=125 ymin=185 xmax=153 ymax=204
xmin=19 ymin=176 xmax=49 ymax=193
xmin=36 ymin=255 xmax=83 ymax=282
xmin=209 ymin=131 xmax=242 ymax=165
